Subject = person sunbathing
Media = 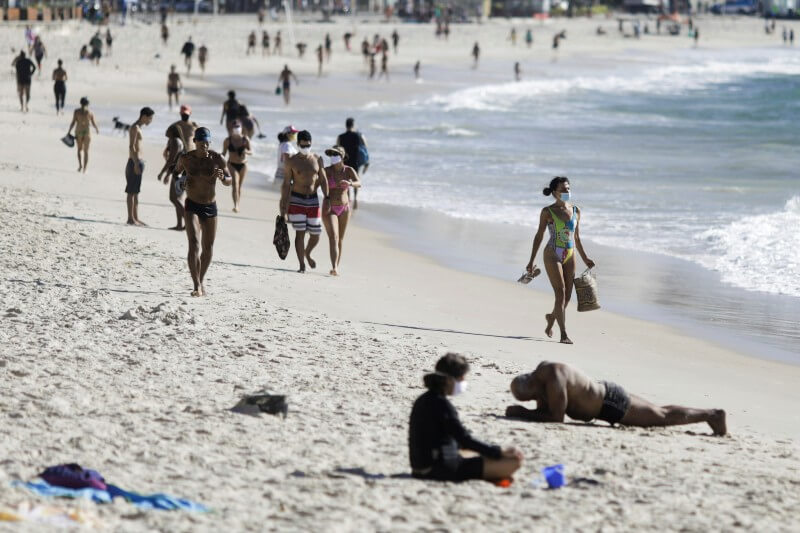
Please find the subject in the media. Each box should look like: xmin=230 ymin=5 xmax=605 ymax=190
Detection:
xmin=506 ymin=361 xmax=727 ymax=436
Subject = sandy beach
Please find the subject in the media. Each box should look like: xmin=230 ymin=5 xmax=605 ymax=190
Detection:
xmin=1 ymin=13 xmax=800 ymax=531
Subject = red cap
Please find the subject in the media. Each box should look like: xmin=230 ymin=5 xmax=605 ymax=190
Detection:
xmin=180 ymin=104 xmax=192 ymax=115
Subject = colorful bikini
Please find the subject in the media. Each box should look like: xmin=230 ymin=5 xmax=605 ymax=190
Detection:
xmin=547 ymin=206 xmax=576 ymax=263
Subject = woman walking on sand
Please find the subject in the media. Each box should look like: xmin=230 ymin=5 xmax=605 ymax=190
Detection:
xmin=524 ymin=176 xmax=594 ymax=344
xmin=322 ymin=146 xmax=360 ymax=276
xmin=222 ymin=121 xmax=251 ymax=213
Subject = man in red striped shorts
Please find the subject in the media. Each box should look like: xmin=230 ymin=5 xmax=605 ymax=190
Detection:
xmin=279 ymin=130 xmax=330 ymax=272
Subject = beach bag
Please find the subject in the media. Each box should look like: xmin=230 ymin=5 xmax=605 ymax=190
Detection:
xmin=574 ymin=268 xmax=600 ymax=312
xmin=231 ymin=393 xmax=288 ymax=418
xmin=61 ymin=133 xmax=75 ymax=148
xmin=40 ymin=463 xmax=107 ymax=490
xmin=275 ymin=85 xmax=282 ymax=95
xmin=273 ymin=215 xmax=290 ymax=260
xmin=355 ymin=134 xmax=369 ymax=168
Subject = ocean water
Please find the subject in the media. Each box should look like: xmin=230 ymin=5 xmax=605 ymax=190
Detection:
xmin=134 ymin=45 xmax=800 ymax=360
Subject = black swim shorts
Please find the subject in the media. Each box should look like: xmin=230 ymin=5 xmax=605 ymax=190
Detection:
xmin=597 ymin=381 xmax=631 ymax=425
xmin=125 ymin=158 xmax=144 ymax=194
xmin=185 ymin=197 xmax=218 ymax=220
xmin=413 ymin=457 xmax=484 ymax=483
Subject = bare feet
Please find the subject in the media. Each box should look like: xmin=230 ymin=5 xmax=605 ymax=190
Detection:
xmin=708 ymin=409 xmax=727 ymax=436
xmin=126 ymin=219 xmax=136 ymax=225
xmin=233 ymin=206 xmax=240 ymax=213
xmin=559 ymin=335 xmax=573 ymax=345
xmin=191 ymin=290 xmax=201 ymax=297
xmin=305 ymin=253 xmax=316 ymax=269
xmin=77 ymin=166 xmax=83 ymax=172
xmin=545 ymin=314 xmax=555 ymax=338
xmin=330 ymin=269 xmax=338 ymax=276
xmin=134 ymin=220 xmax=148 ymax=227
xmin=297 ymin=266 xmax=306 ymax=273
xmin=168 ymin=225 xmax=185 ymax=231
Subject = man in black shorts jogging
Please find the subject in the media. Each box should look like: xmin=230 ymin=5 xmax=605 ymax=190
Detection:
xmin=506 ymin=361 xmax=727 ymax=435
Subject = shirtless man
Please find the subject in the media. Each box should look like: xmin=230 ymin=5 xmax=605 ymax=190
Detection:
xmin=52 ymin=59 xmax=67 ymax=114
xmin=198 ymin=44 xmax=208 ymax=75
xmin=181 ymin=37 xmax=195 ymax=74
xmin=219 ymin=90 xmax=240 ymax=135
xmin=13 ymin=51 xmax=36 ymax=113
xmin=158 ymin=105 xmax=196 ymax=230
xmin=174 ymin=127 xmax=232 ymax=296
xmin=505 ymin=361 xmax=727 ymax=436
xmin=125 ymin=107 xmax=155 ymax=226
xmin=167 ymin=65 xmax=182 ymax=109
xmin=279 ymin=130 xmax=330 ymax=273
xmin=66 ymin=97 xmax=99 ymax=173
xmin=278 ymin=64 xmax=298 ymax=106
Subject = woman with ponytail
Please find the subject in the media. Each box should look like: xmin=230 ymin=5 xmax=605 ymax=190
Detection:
xmin=525 ymin=176 xmax=595 ymax=344
xmin=408 ymin=353 xmax=523 ymax=483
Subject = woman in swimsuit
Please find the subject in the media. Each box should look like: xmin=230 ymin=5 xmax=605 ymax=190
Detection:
xmin=525 ymin=176 xmax=594 ymax=344
xmin=221 ymin=122 xmax=251 ymax=213
xmin=322 ymin=146 xmax=360 ymax=276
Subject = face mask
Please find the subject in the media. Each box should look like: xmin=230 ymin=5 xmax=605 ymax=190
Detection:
xmin=559 ymin=192 xmax=571 ymax=202
xmin=452 ymin=380 xmax=468 ymax=396
xmin=329 ymin=155 xmax=342 ymax=165
xmin=299 ymin=147 xmax=311 ymax=155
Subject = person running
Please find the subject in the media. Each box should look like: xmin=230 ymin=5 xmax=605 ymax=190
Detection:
xmin=52 ymin=59 xmax=67 ymax=115
xmin=105 ymin=29 xmax=113 ymax=56
xmin=279 ymin=130 xmax=330 ymax=273
xmin=237 ymin=105 xmax=261 ymax=139
xmin=316 ymin=44 xmax=324 ymax=77
xmin=471 ymin=42 xmax=480 ymax=69
xmin=336 ymin=118 xmax=368 ymax=208
xmin=321 ymin=146 xmax=360 ymax=276
xmin=13 ymin=51 xmax=36 ymax=113
xmin=222 ymin=121 xmax=252 ymax=213
xmin=278 ymin=64 xmax=298 ymax=106
xmin=262 ymin=31 xmax=270 ymax=56
xmin=391 ymin=29 xmax=399 ymax=53
xmin=174 ymin=127 xmax=232 ymax=297
xmin=409 ymin=353 xmax=524 ymax=483
xmin=368 ymin=54 xmax=376 ymax=79
xmin=125 ymin=107 xmax=155 ymax=226
xmin=378 ymin=51 xmax=389 ymax=81
xmin=324 ymin=33 xmax=332 ymax=61
xmin=67 ymin=97 xmax=99 ymax=173
xmin=161 ymin=23 xmax=169 ymax=46
xmin=181 ymin=37 xmax=195 ymax=74
xmin=33 ymin=36 xmax=46 ymax=74
xmin=167 ymin=65 xmax=182 ymax=109
xmin=274 ymin=125 xmax=298 ymax=182
xmin=506 ymin=361 xmax=727 ymax=436
xmin=361 ymin=37 xmax=370 ymax=64
xmin=524 ymin=176 xmax=594 ymax=344
xmin=219 ymin=90 xmax=240 ymax=134
xmin=157 ymin=105 xmax=196 ymax=228
xmin=343 ymin=32 xmax=352 ymax=51
xmin=198 ymin=44 xmax=208 ymax=75
xmin=247 ymin=31 xmax=256 ymax=55
xmin=274 ymin=31 xmax=283 ymax=55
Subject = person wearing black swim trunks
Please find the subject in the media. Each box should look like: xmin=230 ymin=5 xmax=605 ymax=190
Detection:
xmin=174 ymin=127 xmax=231 ymax=297
xmin=158 ymin=105 xmax=196 ymax=230
xmin=125 ymin=107 xmax=155 ymax=226
xmin=409 ymin=353 xmax=524 ymax=483
xmin=52 ymin=59 xmax=67 ymax=115
xmin=167 ymin=65 xmax=182 ymax=110
xmin=222 ymin=121 xmax=251 ymax=213
xmin=277 ymin=64 xmax=298 ymax=106
xmin=506 ymin=361 xmax=728 ymax=436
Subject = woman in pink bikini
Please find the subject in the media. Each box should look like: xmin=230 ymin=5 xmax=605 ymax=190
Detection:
xmin=322 ymin=146 xmax=361 ymax=276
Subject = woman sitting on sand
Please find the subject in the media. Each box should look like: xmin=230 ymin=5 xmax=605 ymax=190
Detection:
xmin=321 ymin=146 xmax=360 ymax=276
xmin=221 ymin=122 xmax=251 ymax=213
xmin=524 ymin=176 xmax=594 ymax=344
xmin=409 ymin=353 xmax=523 ymax=483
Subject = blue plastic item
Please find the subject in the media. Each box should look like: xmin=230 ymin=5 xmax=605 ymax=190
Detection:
xmin=542 ymin=464 xmax=565 ymax=489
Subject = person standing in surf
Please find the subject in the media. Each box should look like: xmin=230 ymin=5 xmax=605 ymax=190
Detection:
xmin=524 ymin=177 xmax=594 ymax=344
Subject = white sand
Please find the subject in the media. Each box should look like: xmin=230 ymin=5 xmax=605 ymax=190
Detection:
xmin=1 ymin=14 xmax=799 ymax=532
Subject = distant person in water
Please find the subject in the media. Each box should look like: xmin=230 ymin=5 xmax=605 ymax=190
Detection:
xmin=506 ymin=361 xmax=728 ymax=436
xmin=52 ymin=59 xmax=67 ymax=114
xmin=175 ymin=127 xmax=232 ymax=297
xmin=167 ymin=64 xmax=182 ymax=109
xmin=222 ymin=121 xmax=252 ymax=213
xmin=471 ymin=42 xmax=480 ymax=68
xmin=279 ymin=130 xmax=330 ymax=273
xmin=322 ymin=146 xmax=360 ymax=276
xmin=524 ymin=176 xmax=594 ymax=344
xmin=514 ymin=61 xmax=521 ymax=81
xmin=198 ymin=44 xmax=208 ymax=75
xmin=278 ymin=64 xmax=298 ymax=105
xmin=414 ymin=60 xmax=421 ymax=80
xmin=409 ymin=353 xmax=524 ymax=483
xmin=378 ymin=51 xmax=389 ymax=80
xmin=67 ymin=97 xmax=99 ymax=172
xmin=125 ymin=107 xmax=155 ymax=226
xmin=325 ymin=33 xmax=332 ymax=61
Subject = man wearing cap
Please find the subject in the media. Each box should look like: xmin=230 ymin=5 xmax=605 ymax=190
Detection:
xmin=67 ymin=97 xmax=99 ymax=173
xmin=125 ymin=107 xmax=155 ymax=226
xmin=280 ymin=130 xmax=330 ymax=273
xmin=174 ymin=127 xmax=231 ymax=296
xmin=157 ymin=105 xmax=196 ymax=230
xmin=167 ymin=65 xmax=182 ymax=110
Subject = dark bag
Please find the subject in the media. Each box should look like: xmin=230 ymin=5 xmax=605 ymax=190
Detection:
xmin=273 ymin=215 xmax=290 ymax=260
xmin=355 ymin=133 xmax=370 ymax=168
xmin=40 ymin=463 xmax=107 ymax=490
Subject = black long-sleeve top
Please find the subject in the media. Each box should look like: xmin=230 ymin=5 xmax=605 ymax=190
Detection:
xmin=408 ymin=389 xmax=502 ymax=471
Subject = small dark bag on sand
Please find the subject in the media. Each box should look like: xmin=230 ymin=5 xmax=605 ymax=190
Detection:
xmin=231 ymin=394 xmax=288 ymax=418
xmin=273 ymin=215 xmax=290 ymax=260
xmin=574 ymin=268 xmax=601 ymax=312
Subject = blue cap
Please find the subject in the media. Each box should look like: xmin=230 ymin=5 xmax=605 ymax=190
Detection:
xmin=193 ymin=127 xmax=211 ymax=142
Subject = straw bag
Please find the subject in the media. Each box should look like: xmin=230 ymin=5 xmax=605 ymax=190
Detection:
xmin=574 ymin=268 xmax=600 ymax=312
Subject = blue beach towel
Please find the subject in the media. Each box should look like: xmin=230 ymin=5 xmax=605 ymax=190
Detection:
xmin=12 ymin=480 xmax=207 ymax=512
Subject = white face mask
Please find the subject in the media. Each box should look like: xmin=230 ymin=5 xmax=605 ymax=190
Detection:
xmin=298 ymin=147 xmax=311 ymax=155
xmin=452 ymin=380 xmax=468 ymax=396
xmin=233 ymin=127 xmax=242 ymax=135
xmin=329 ymin=155 xmax=342 ymax=165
